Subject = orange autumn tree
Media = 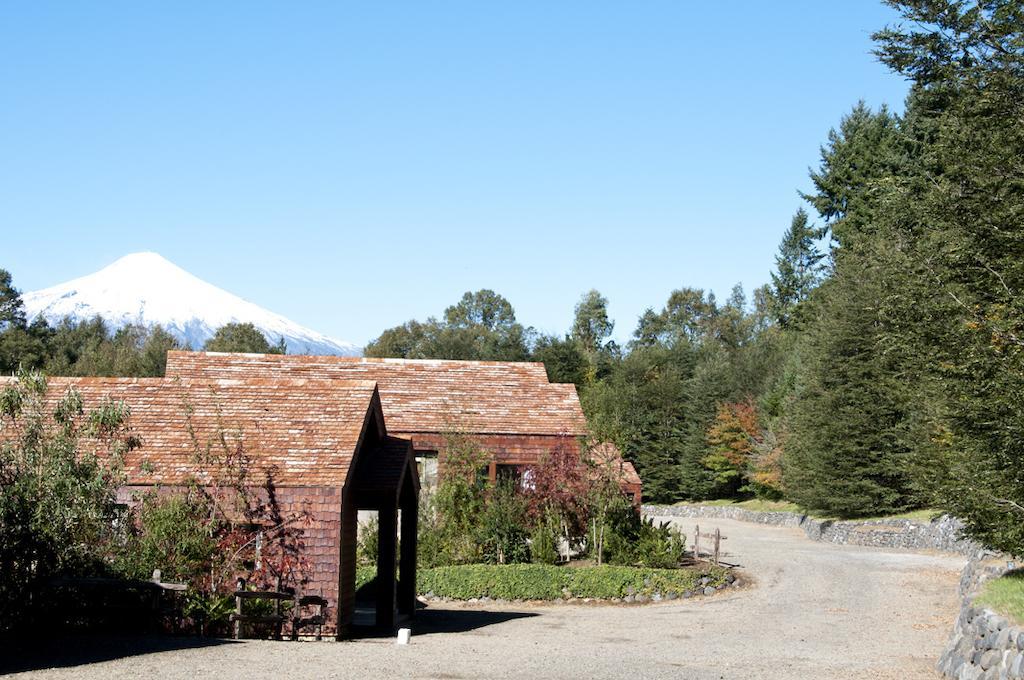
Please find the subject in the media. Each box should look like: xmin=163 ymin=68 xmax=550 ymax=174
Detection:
xmin=703 ymin=399 xmax=784 ymax=499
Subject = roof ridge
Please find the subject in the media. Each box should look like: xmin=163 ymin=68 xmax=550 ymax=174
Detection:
xmin=167 ymin=350 xmax=549 ymax=370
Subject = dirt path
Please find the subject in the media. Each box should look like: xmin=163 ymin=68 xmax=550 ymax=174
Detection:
xmin=3 ymin=517 xmax=964 ymax=679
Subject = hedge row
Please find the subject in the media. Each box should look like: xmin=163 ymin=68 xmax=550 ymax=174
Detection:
xmin=415 ymin=563 xmax=729 ymax=601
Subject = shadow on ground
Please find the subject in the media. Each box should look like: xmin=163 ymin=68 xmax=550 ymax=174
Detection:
xmin=414 ymin=607 xmax=539 ymax=635
xmin=0 ymin=634 xmax=238 ymax=675
xmin=351 ymin=605 xmax=539 ymax=639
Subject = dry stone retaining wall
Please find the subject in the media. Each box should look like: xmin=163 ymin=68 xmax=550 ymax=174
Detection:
xmin=643 ymin=504 xmax=980 ymax=555
xmin=937 ymin=555 xmax=1022 ymax=679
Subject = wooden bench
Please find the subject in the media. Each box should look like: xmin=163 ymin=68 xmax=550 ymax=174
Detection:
xmin=47 ymin=569 xmax=187 ymax=630
xmin=231 ymin=578 xmax=328 ymax=640
xmin=230 ymin=578 xmax=289 ymax=640
xmin=291 ymin=594 xmax=328 ymax=641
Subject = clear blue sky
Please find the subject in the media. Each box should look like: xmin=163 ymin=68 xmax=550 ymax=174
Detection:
xmin=1 ymin=2 xmax=910 ymax=347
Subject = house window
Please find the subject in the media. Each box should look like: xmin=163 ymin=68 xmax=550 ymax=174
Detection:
xmin=415 ymin=450 xmax=439 ymax=489
xmin=496 ymin=464 xmax=521 ymax=485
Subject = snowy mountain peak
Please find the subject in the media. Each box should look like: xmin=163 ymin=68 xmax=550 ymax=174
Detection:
xmin=23 ymin=252 xmax=362 ymax=356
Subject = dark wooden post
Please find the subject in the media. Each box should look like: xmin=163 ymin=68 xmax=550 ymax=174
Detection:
xmin=337 ymin=498 xmax=358 ymax=639
xmin=274 ymin=575 xmax=282 ymax=640
xmin=376 ymin=507 xmax=398 ymax=631
xmin=694 ymin=524 xmax=701 ymax=561
xmin=714 ymin=528 xmax=721 ymax=566
xmin=233 ymin=578 xmax=245 ymax=640
xmin=398 ymin=502 xmax=418 ymax=618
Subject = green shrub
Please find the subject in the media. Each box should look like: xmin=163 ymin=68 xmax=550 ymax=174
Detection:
xmin=0 ymin=373 xmax=134 ymax=633
xmin=422 ymin=433 xmax=490 ymax=565
xmin=601 ymin=513 xmax=686 ymax=568
xmin=633 ymin=518 xmax=686 ymax=568
xmin=182 ymin=591 xmax=234 ymax=636
xmin=478 ymin=480 xmax=530 ymax=564
xmin=417 ymin=563 xmax=728 ymax=600
xmin=529 ymin=511 xmax=560 ymax=565
xmin=419 ymin=564 xmax=563 ymax=600
xmin=116 ymin=491 xmax=221 ymax=583
xmin=356 ymin=566 xmax=376 ymax=591
xmin=358 ymin=516 xmax=379 ymax=567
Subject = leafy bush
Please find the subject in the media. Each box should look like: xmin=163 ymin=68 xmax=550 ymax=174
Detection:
xmin=116 ymin=491 xmax=221 ymax=584
xmin=602 ymin=513 xmax=686 ymax=568
xmin=633 ymin=518 xmax=686 ymax=568
xmin=523 ymin=441 xmax=591 ymax=556
xmin=418 ymin=563 xmax=728 ymax=600
xmin=424 ymin=432 xmax=490 ymax=565
xmin=478 ymin=480 xmax=530 ymax=564
xmin=358 ymin=516 xmax=379 ymax=567
xmin=0 ymin=372 xmax=134 ymax=633
xmin=529 ymin=510 xmax=560 ymax=565
xmin=356 ymin=566 xmax=376 ymax=591
xmin=182 ymin=591 xmax=235 ymax=636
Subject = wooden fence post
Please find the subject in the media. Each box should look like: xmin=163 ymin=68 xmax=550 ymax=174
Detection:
xmin=694 ymin=524 xmax=701 ymax=561
xmin=234 ymin=578 xmax=245 ymax=640
xmin=714 ymin=528 xmax=721 ymax=566
xmin=274 ymin=575 xmax=282 ymax=640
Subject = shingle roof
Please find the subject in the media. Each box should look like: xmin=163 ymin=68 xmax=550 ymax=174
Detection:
xmin=0 ymin=376 xmax=382 ymax=487
xmin=165 ymin=351 xmax=589 ymax=437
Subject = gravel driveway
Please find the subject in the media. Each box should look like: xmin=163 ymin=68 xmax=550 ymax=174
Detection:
xmin=3 ymin=516 xmax=964 ymax=680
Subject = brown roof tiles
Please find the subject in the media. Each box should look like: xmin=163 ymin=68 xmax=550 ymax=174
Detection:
xmin=165 ymin=351 xmax=588 ymax=437
xmin=0 ymin=376 xmax=383 ymax=487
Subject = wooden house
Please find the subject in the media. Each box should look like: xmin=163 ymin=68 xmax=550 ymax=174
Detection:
xmin=0 ymin=376 xmax=418 ymax=638
xmin=164 ymin=351 xmax=640 ymax=503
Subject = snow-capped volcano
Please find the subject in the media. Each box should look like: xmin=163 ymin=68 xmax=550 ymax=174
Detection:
xmin=23 ymin=252 xmax=361 ymax=356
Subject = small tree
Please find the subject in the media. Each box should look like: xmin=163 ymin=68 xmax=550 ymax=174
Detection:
xmin=0 ymin=371 xmax=136 ymax=632
xmin=524 ymin=439 xmax=592 ymax=561
xmin=429 ymin=431 xmax=490 ymax=565
xmin=477 ymin=480 xmax=530 ymax=565
xmin=586 ymin=473 xmax=633 ymax=566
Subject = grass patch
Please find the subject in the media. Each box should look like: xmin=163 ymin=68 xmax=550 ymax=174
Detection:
xmin=417 ymin=563 xmax=729 ymax=601
xmin=975 ymin=570 xmax=1024 ymax=625
xmin=663 ymin=499 xmax=940 ymax=522
xmin=847 ymin=508 xmax=940 ymax=522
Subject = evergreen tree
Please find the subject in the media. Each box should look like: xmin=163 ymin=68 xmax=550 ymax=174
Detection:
xmin=770 ymin=209 xmax=825 ymax=327
xmin=803 ymin=101 xmax=908 ymax=250
xmin=0 ymin=270 xmax=46 ymax=373
xmin=869 ymin=0 xmax=1024 ymax=553
xmin=784 ymin=251 xmax=918 ymax=517
xmin=531 ymin=334 xmax=589 ymax=386
xmin=582 ymin=343 xmax=694 ymax=503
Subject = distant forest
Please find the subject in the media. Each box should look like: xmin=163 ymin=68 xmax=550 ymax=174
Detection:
xmin=0 ymin=294 xmax=284 ymax=379
xmin=2 ymin=2 xmax=1022 ymax=557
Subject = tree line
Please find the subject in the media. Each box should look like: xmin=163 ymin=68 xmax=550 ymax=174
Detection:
xmin=366 ymin=1 xmax=1024 ymax=556
xmin=0 ymin=273 xmax=285 ymax=377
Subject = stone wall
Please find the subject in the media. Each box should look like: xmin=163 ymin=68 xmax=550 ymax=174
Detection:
xmin=643 ymin=503 xmax=981 ymax=555
xmin=937 ymin=555 xmax=1022 ymax=679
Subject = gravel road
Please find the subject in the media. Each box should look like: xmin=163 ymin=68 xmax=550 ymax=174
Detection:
xmin=3 ymin=516 xmax=965 ymax=680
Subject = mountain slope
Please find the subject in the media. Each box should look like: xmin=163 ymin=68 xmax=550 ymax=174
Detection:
xmin=23 ymin=252 xmax=361 ymax=356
